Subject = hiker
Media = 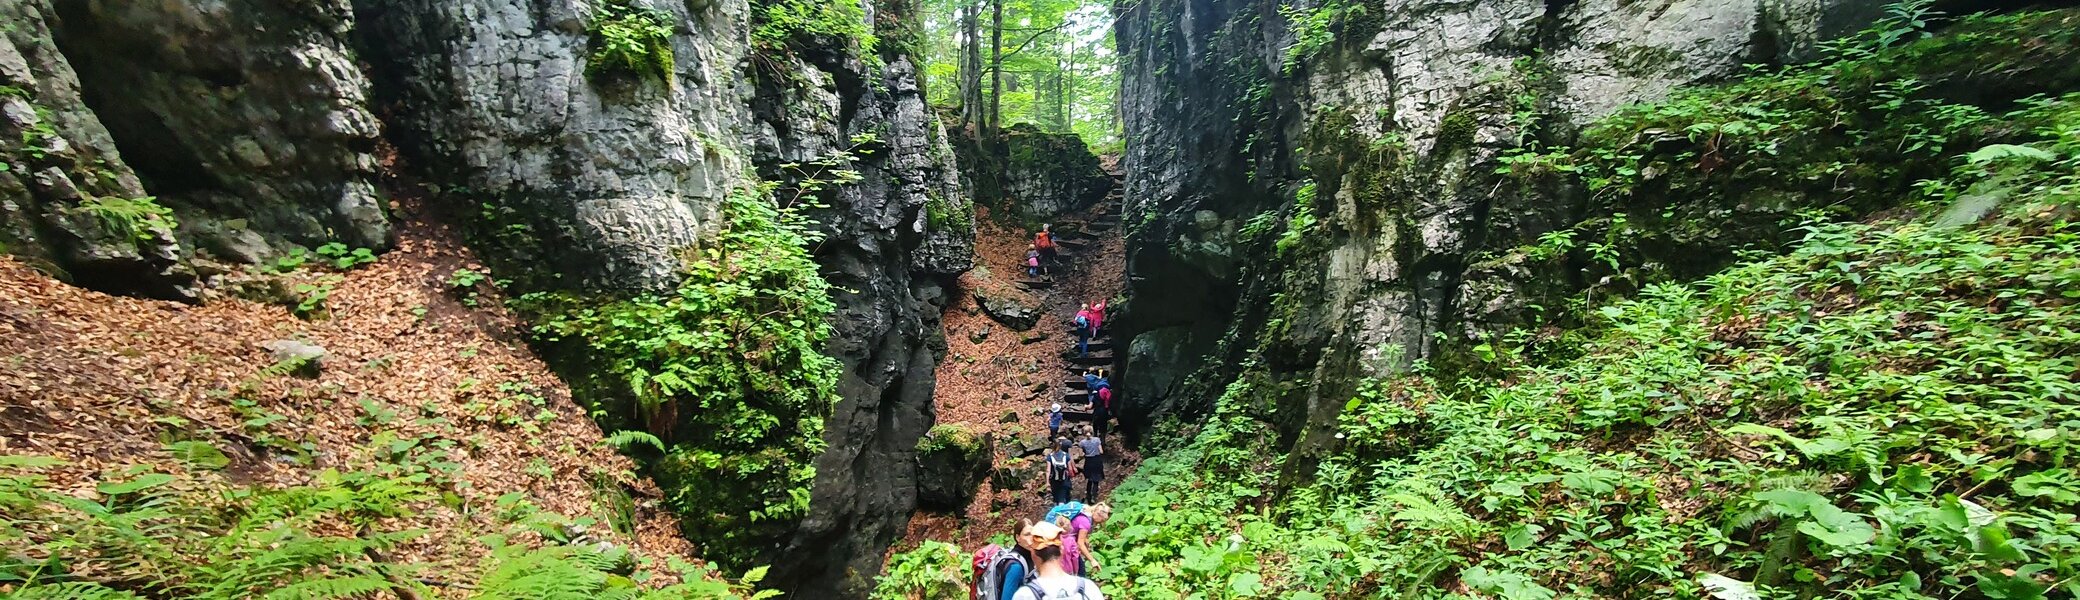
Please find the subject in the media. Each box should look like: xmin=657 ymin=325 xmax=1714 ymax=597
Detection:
xmin=1046 ymin=438 xmax=1075 ymax=504
xmin=1088 ymin=301 xmax=1106 ymax=337
xmin=973 ymin=532 xmax=1033 ymax=600
xmin=1010 ymin=520 xmax=1104 ymax=600
xmin=1048 ymin=403 xmax=1064 ymax=440
xmin=1092 ymin=385 xmax=1112 ymax=437
xmin=1077 ymin=427 xmax=1104 ymax=503
xmin=1063 ymin=504 xmax=1111 ymax=578
xmin=1025 ymin=245 xmax=1043 ymax=278
xmin=1035 ymin=225 xmax=1058 ymax=266
xmin=1073 ymin=304 xmax=1093 ymax=357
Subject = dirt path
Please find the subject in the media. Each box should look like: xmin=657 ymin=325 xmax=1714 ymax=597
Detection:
xmin=899 ymin=168 xmax=1140 ymax=551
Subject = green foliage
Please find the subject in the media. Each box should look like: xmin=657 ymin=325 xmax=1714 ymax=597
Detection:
xmin=1093 ymin=85 xmax=2080 ymax=597
xmin=1274 ymin=182 xmax=1318 ymax=257
xmin=523 ymin=188 xmax=839 ymax=568
xmin=924 ymin=192 xmax=971 ymax=231
xmin=314 ymin=242 xmax=376 ymax=270
xmin=77 ymin=196 xmax=176 ymax=243
xmin=587 ymin=1 xmax=675 ymax=84
xmin=0 ymin=459 xmax=775 ymax=598
xmin=869 ymin=541 xmax=966 ymax=600
xmin=915 ymin=424 xmax=981 ymax=455
xmin=752 ymin=0 xmax=877 ymax=57
xmin=605 ymin=430 xmax=668 ymax=453
xmin=1278 ymin=0 xmax=1365 ymax=74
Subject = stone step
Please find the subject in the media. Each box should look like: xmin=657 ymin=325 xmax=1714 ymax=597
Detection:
xmin=1069 ymin=341 xmax=1114 ymax=354
xmin=1014 ymin=278 xmax=1053 ymax=288
xmin=1068 ymin=353 xmax=1118 ymax=366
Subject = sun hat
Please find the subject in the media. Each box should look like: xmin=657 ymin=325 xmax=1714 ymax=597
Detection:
xmin=1052 ymin=403 xmax=1062 ymax=411
xmin=1020 ymin=519 xmax=1065 ymax=550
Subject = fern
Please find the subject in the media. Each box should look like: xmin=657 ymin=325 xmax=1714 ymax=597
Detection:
xmin=7 ymin=582 xmax=148 ymax=599
xmin=604 ymin=430 xmax=667 ymax=453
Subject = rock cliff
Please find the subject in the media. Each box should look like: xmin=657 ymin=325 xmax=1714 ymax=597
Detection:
xmin=742 ymin=3 xmax=975 ymax=590
xmin=1 ymin=0 xmax=970 ymax=594
xmin=955 ymin=122 xmax=1111 ymax=223
xmin=1112 ymin=0 xmax=1887 ymax=456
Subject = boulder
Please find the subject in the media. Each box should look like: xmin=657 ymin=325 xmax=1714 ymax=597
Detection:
xmin=914 ymin=425 xmax=991 ymax=511
xmin=974 ymin=290 xmax=1041 ymax=331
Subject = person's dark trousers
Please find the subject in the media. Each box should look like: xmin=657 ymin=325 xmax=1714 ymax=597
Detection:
xmin=1083 ymin=458 xmax=1104 ymax=502
xmin=1077 ymin=328 xmax=1090 ymax=357
xmin=1093 ymin=406 xmax=1109 ymax=436
xmin=1051 ymin=479 xmax=1071 ymax=504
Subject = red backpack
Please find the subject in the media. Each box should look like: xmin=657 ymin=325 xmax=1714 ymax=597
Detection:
xmin=971 ymin=544 xmax=1028 ymax=600
xmin=1096 ymin=386 xmax=1113 ymax=409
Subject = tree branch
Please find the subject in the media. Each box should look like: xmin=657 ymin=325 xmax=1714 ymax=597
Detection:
xmin=998 ymin=21 xmax=1072 ymax=61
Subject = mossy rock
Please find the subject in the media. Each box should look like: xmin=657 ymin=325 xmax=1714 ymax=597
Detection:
xmin=916 ymin=424 xmax=991 ymax=510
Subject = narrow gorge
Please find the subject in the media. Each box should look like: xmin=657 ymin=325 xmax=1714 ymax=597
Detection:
xmin=5 ymin=0 xmax=2080 ymax=597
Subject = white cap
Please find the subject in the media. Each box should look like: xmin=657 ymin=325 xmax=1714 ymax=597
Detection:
xmin=1052 ymin=403 xmax=1062 ymax=411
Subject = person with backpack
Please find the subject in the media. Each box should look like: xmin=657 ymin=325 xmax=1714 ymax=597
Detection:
xmin=1035 ymin=225 xmax=1058 ymax=266
xmin=1077 ymin=427 xmax=1104 ymax=503
xmin=1025 ymin=245 xmax=1043 ymax=278
xmin=1073 ymin=304 xmax=1093 ymax=357
xmin=1062 ymin=504 xmax=1111 ymax=577
xmin=1092 ymin=385 xmax=1113 ymax=437
xmin=1045 ymin=438 xmax=1075 ymax=504
xmin=1010 ymin=520 xmax=1104 ymax=600
xmin=972 ymin=535 xmax=1032 ymax=600
xmin=1087 ymin=301 xmax=1106 ymax=337
xmin=1048 ymin=403 xmax=1064 ymax=440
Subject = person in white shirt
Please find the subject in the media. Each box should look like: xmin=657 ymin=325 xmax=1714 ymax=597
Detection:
xmin=1011 ymin=519 xmax=1106 ymax=600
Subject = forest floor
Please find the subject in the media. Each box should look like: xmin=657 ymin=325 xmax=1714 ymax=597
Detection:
xmin=0 ymin=175 xmax=701 ymax=577
xmin=897 ymin=170 xmax=1143 ymax=553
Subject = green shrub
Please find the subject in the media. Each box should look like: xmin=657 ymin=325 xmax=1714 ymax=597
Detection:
xmin=523 ymin=190 xmax=839 ymax=568
xmin=77 ymin=196 xmax=176 ymax=243
xmin=751 ymin=0 xmax=877 ymax=57
xmin=1094 ymin=84 xmax=2080 ymax=598
xmin=0 ymin=457 xmax=778 ymax=598
xmin=870 ymin=541 xmax=967 ymax=599
xmin=587 ymin=1 xmax=675 ymax=83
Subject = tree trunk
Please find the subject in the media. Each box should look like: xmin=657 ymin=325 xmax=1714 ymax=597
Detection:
xmin=1059 ymin=40 xmax=1077 ymax=132
xmin=989 ymin=0 xmax=1004 ymax=137
xmin=959 ymin=0 xmax=982 ymax=134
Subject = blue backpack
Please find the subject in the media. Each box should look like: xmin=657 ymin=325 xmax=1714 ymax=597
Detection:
xmin=1044 ymin=502 xmax=1086 ymax=524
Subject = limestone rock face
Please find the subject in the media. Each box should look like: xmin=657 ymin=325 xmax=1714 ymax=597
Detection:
xmin=748 ymin=40 xmax=973 ymax=595
xmin=357 ymin=0 xmax=752 ymax=293
xmin=3 ymin=0 xmax=970 ymax=592
xmin=0 ymin=0 xmax=194 ymax=300
xmin=955 ymin=123 xmax=1110 ymax=223
xmin=51 ymin=0 xmax=390 ymax=256
xmin=1111 ymin=0 xmax=1885 ymax=446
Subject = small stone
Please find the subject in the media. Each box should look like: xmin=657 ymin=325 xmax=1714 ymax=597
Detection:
xmin=968 ymin=326 xmax=991 ymax=344
xmin=260 ymin=339 xmax=327 ymax=377
xmin=1019 ymin=333 xmax=1050 ymax=344
xmin=999 ymin=410 xmax=1019 ymax=424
